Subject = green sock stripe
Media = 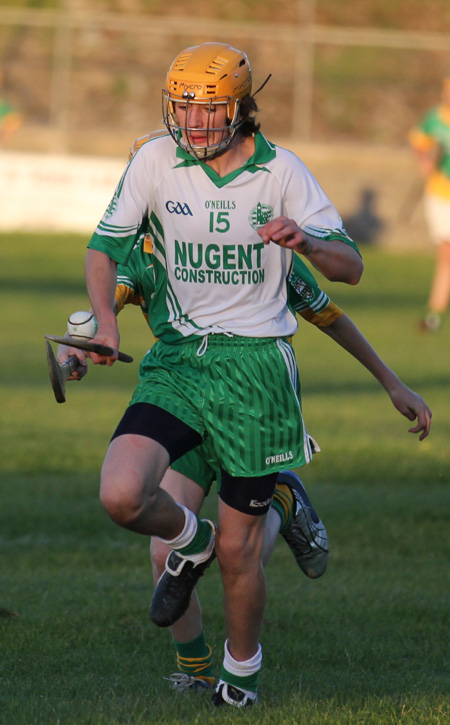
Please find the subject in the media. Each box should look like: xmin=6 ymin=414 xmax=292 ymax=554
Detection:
xmin=177 ymin=655 xmax=213 ymax=675
xmin=173 ymin=632 xmax=213 ymax=676
xmin=220 ymin=665 xmax=259 ymax=693
xmin=272 ymin=485 xmax=294 ymax=531
xmin=177 ymin=519 xmax=212 ymax=557
xmin=173 ymin=631 xmax=208 ymax=659
xmin=176 ymin=648 xmax=213 ymax=677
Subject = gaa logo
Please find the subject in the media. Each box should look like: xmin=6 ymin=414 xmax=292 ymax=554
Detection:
xmin=249 ymin=202 xmax=274 ymax=229
xmin=166 ymin=200 xmax=193 ymax=216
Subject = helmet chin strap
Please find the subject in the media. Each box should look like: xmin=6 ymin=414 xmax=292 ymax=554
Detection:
xmin=181 ymin=122 xmax=244 ymax=161
xmin=252 ymin=73 xmax=272 ymax=98
xmin=181 ymin=126 xmax=244 ymax=161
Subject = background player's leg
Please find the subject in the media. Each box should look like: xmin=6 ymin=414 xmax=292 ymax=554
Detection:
xmin=261 ymin=507 xmax=282 ymax=566
xmin=427 ymin=240 xmax=450 ymax=321
xmin=151 ymin=469 xmax=215 ymax=691
xmin=151 ymin=469 xmax=207 ymax=642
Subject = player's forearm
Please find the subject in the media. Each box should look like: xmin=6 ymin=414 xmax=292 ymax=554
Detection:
xmin=85 ymin=249 xmax=119 ymax=345
xmin=302 ymin=238 xmax=363 ymax=285
xmin=321 ymin=314 xmax=401 ymax=393
xmin=87 ymin=300 xmax=119 ymax=316
xmin=258 ymin=216 xmax=363 ymax=285
xmin=321 ymin=313 xmax=432 ymax=438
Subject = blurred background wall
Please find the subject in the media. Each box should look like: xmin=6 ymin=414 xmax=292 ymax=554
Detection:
xmin=1 ymin=0 xmax=450 ymax=243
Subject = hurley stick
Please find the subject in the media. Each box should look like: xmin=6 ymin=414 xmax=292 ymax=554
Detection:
xmin=44 ymin=335 xmax=133 ymax=363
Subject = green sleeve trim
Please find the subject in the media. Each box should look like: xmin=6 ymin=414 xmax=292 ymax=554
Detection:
xmin=87 ymin=233 xmax=137 ymax=266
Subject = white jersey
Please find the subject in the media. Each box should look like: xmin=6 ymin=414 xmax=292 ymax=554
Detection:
xmin=89 ymin=132 xmax=355 ymax=343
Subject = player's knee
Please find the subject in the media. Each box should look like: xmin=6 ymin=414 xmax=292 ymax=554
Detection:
xmin=99 ymin=467 xmax=147 ymax=527
xmin=99 ymin=488 xmax=142 ymax=527
xmin=216 ymin=528 xmax=261 ymax=576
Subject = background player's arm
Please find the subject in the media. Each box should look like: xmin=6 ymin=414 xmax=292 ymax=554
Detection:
xmin=408 ymin=123 xmax=441 ymax=178
xmin=318 ymin=313 xmax=432 ymax=439
xmin=289 ymin=256 xmax=431 ymax=439
xmin=414 ymin=147 xmax=438 ymax=178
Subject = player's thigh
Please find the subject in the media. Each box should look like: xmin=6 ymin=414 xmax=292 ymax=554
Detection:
xmin=101 ymin=433 xmax=170 ymax=507
xmin=101 ymin=402 xmax=204 ymax=507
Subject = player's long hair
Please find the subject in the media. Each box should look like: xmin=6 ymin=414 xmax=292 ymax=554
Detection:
xmin=239 ymin=94 xmax=261 ymax=137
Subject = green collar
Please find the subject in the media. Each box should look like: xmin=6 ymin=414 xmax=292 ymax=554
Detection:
xmin=175 ymin=132 xmax=277 ymax=187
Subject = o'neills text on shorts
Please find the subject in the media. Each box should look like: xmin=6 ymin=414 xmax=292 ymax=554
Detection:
xmin=265 ymin=450 xmax=294 ymax=465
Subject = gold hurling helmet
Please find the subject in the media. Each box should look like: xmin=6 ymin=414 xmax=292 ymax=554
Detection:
xmin=162 ymin=42 xmax=252 ymax=160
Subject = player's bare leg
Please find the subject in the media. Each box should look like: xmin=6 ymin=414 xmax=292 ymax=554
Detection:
xmin=216 ymin=500 xmax=267 ymax=661
xmin=210 ymin=500 xmax=266 ymax=706
xmin=100 ymin=434 xmax=185 ymax=538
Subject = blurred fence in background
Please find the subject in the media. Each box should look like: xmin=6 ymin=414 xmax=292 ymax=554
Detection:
xmin=1 ymin=1 xmax=449 ymax=244
xmin=1 ymin=2 xmax=450 ymax=156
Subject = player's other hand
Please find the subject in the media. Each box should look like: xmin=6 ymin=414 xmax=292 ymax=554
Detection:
xmin=57 ymin=343 xmax=88 ymax=381
xmin=390 ymin=384 xmax=432 ymax=441
xmin=257 ymin=216 xmax=312 ymax=254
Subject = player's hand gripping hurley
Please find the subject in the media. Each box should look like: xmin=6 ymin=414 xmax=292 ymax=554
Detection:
xmin=44 ymin=335 xmax=133 ymax=404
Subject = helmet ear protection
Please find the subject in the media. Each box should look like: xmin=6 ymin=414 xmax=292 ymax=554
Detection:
xmin=162 ymin=42 xmax=252 ymax=160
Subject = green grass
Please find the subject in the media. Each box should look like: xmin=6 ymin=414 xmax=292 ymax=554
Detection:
xmin=1 ymin=233 xmax=449 ymax=724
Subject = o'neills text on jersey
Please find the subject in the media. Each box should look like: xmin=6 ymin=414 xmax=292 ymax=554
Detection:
xmin=205 ymin=200 xmax=236 ymax=210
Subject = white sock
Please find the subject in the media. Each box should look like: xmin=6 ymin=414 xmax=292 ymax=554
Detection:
xmin=159 ymin=504 xmax=197 ymax=549
xmin=223 ymin=639 xmax=262 ymax=678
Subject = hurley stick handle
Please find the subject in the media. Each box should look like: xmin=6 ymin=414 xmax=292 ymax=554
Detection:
xmin=44 ymin=335 xmax=133 ymax=363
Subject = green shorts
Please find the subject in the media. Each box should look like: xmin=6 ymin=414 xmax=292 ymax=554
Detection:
xmin=171 ymin=445 xmax=217 ymax=495
xmin=129 ymin=334 xmax=313 ymax=477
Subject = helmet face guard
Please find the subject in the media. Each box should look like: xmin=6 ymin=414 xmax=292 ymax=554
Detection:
xmin=162 ymin=42 xmax=252 ymax=160
xmin=162 ymin=91 xmax=243 ymax=160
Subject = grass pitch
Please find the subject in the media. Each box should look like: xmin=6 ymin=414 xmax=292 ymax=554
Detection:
xmin=1 ymin=233 xmax=449 ymax=724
